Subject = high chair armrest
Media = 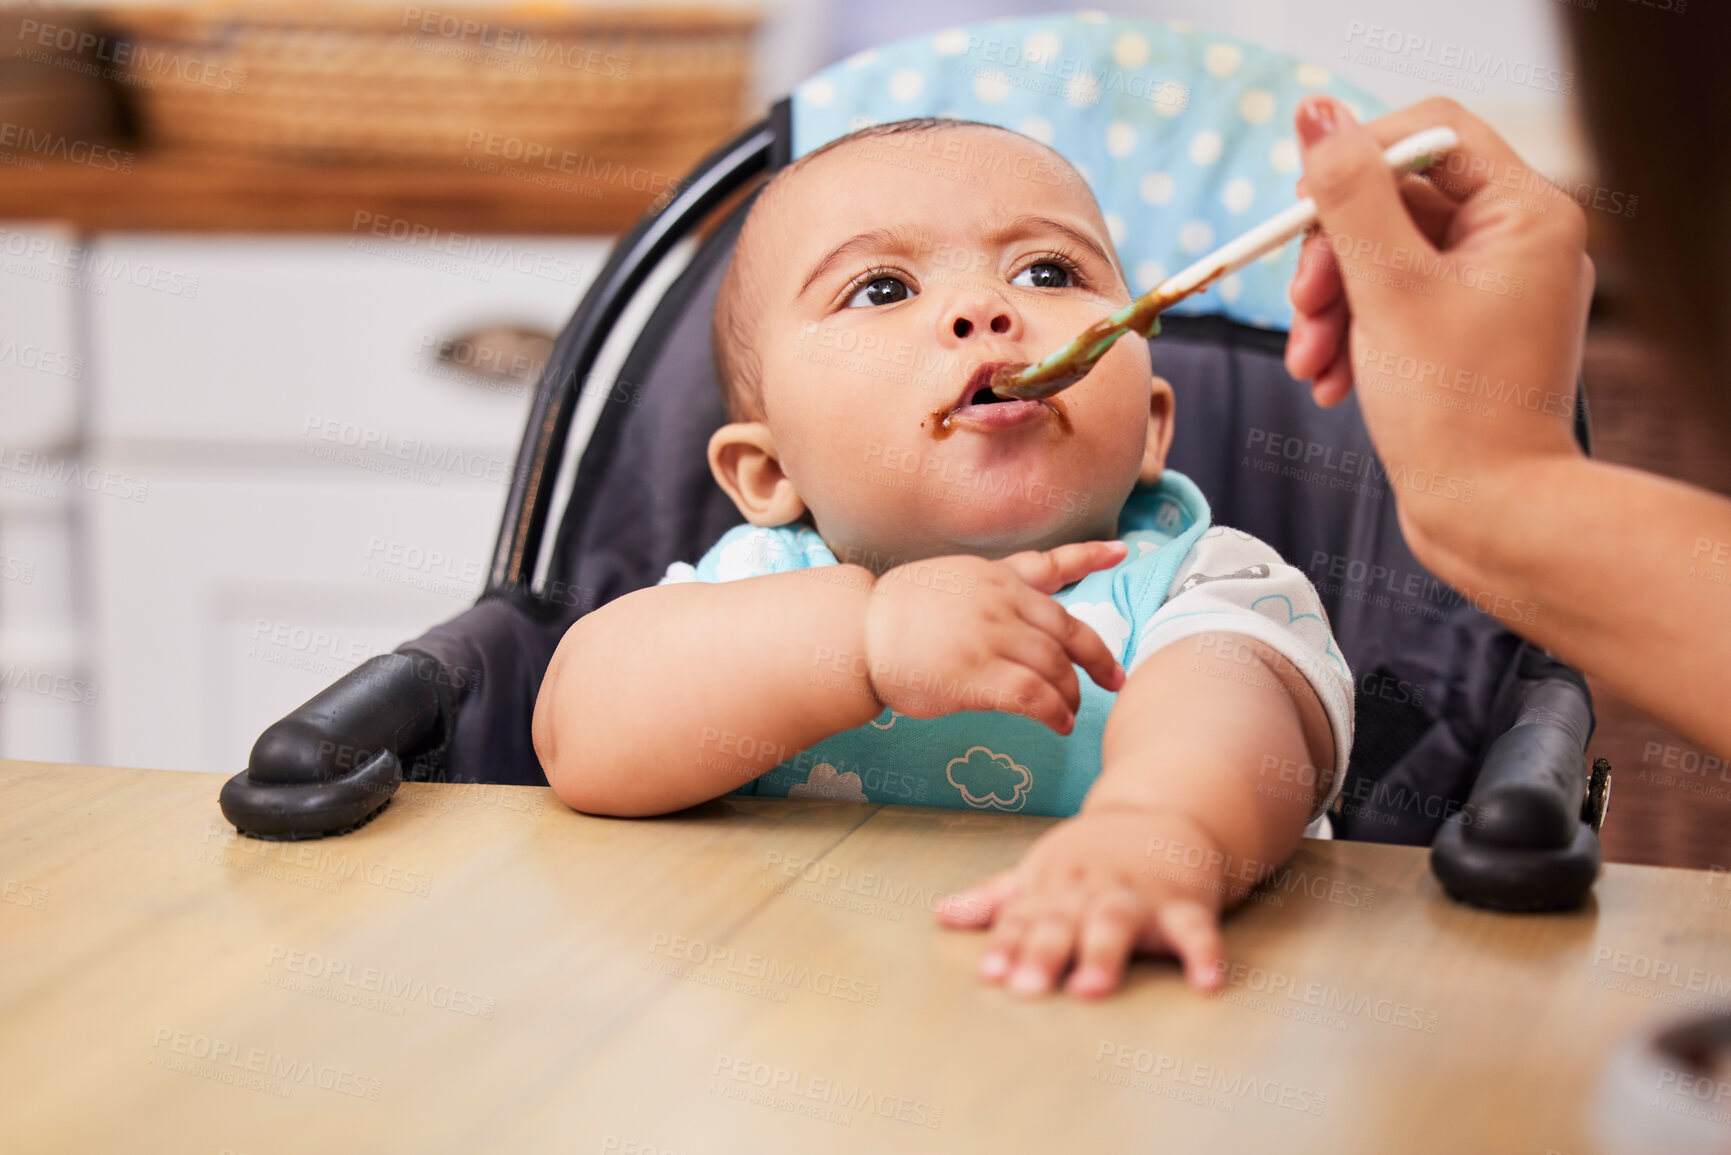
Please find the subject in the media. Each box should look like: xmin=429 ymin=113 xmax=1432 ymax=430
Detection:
xmin=218 ymin=649 xmax=460 ymax=840
xmin=1430 ymin=656 xmax=1605 ymax=911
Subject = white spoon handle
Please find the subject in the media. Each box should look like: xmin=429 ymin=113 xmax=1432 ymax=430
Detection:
xmin=1159 ymin=125 xmax=1460 ymax=299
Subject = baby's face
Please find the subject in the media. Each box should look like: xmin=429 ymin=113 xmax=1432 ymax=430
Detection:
xmin=744 ymin=126 xmax=1163 ymax=568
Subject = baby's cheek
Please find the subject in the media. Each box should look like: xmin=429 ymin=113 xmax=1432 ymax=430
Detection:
xmin=1082 ymin=380 xmax=1164 ymax=462
xmin=793 ymin=441 xmax=913 ymax=535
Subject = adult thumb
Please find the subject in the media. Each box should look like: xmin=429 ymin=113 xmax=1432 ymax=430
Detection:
xmin=1295 ymin=94 xmax=1433 ymax=313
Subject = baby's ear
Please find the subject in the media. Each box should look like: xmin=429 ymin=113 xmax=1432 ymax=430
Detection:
xmin=1138 ymin=375 xmax=1177 ymax=486
xmin=707 ymin=422 xmax=808 ymax=527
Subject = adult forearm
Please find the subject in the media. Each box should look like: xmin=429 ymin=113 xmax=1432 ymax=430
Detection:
xmin=1404 ymin=455 xmax=1731 ymax=756
xmin=533 ymin=565 xmax=884 ymax=815
xmin=1086 ymin=636 xmax=1329 ymax=908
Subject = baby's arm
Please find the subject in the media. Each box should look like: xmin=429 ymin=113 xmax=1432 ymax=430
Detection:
xmin=534 ymin=540 xmax=1130 ymax=817
xmin=533 ymin=567 xmax=884 ymax=816
xmin=1089 ymin=627 xmax=1336 ymax=886
xmin=939 ymin=531 xmax=1353 ymax=997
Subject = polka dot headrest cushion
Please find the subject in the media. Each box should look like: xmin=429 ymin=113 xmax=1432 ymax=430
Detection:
xmin=792 ymin=12 xmax=1386 ymax=332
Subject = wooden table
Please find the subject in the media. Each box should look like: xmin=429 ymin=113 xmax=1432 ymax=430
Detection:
xmin=1 ymin=759 xmax=1725 ymax=1153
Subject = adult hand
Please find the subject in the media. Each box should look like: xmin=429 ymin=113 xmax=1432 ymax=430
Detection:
xmin=1284 ymin=95 xmax=1594 ymax=542
xmin=1282 ymin=97 xmax=1731 ymax=764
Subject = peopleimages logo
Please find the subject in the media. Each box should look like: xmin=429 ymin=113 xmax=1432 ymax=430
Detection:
xmin=710 ymin=1053 xmax=943 ymax=1129
xmin=0 ymin=227 xmax=200 ymax=299
xmin=14 ymin=19 xmax=249 ymax=92
xmin=264 ymin=945 xmax=496 ymax=1019
xmin=149 ymin=1027 xmax=383 ymax=1100
xmin=0 ymin=445 xmax=149 ymax=503
xmin=1093 ymin=1041 xmax=1327 ymax=1115
xmin=0 ymin=121 xmax=133 ymax=173
xmin=1213 ymin=961 xmax=1441 ymax=1034
xmin=0 ymin=664 xmax=98 ymax=707
xmin=647 ymin=933 xmax=881 ymax=1006
xmin=1341 ymin=22 xmax=1572 ymax=94
xmin=349 ymin=210 xmax=587 ymax=285
xmin=400 ymin=7 xmax=633 ymax=78
xmin=461 ymin=131 xmax=681 ymax=199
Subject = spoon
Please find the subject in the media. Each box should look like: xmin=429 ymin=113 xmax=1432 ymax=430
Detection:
xmin=989 ymin=125 xmax=1462 ymax=400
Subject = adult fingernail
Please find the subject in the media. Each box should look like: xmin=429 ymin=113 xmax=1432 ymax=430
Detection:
xmin=1009 ymin=965 xmax=1049 ymax=994
xmin=1295 ymin=95 xmax=1339 ymax=147
xmin=979 ymin=951 xmax=1010 ymax=979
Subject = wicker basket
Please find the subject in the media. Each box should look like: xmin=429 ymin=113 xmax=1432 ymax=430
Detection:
xmin=105 ymin=4 xmax=759 ymax=171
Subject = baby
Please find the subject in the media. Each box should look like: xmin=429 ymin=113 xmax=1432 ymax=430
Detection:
xmin=533 ymin=117 xmax=1354 ymax=999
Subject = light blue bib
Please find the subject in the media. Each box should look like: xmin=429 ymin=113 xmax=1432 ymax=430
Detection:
xmin=677 ymin=470 xmax=1211 ymax=815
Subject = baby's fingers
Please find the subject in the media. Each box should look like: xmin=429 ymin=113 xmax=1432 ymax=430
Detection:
xmin=1006 ymin=915 xmax=1080 ymax=997
xmin=997 ymin=626 xmax=1083 ymax=713
xmin=1065 ymin=887 xmax=1144 ymax=998
xmin=936 ymin=868 xmax=1019 ymax=927
xmin=978 ymin=898 xmax=1035 ymax=982
xmin=987 ymin=659 xmax=1078 ymax=735
xmin=1152 ymin=900 xmax=1225 ymax=993
xmin=1001 ymin=539 xmax=1127 ymax=596
xmin=1016 ymin=589 xmax=1124 ymax=694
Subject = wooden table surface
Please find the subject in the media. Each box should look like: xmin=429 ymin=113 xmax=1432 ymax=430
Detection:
xmin=1 ymin=759 xmax=1725 ymax=1154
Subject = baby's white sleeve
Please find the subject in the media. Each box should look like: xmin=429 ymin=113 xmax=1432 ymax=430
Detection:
xmin=1124 ymin=527 xmax=1355 ymax=833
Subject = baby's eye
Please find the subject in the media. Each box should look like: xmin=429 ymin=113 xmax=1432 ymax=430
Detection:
xmin=1011 ymin=261 xmax=1072 ymax=289
xmin=844 ymin=275 xmax=916 ymax=308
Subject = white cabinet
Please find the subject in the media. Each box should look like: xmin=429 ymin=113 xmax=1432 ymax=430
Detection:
xmin=0 ymin=224 xmax=86 ymax=764
xmin=0 ymin=223 xmax=81 ymax=449
xmin=0 ymin=230 xmax=610 ymax=774
xmin=89 ymin=234 xmax=600 ymax=450
xmin=84 ymin=464 xmax=508 ymax=776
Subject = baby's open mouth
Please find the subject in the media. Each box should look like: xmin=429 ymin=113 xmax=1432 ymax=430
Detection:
xmin=947 ymin=361 xmax=1037 ymax=417
xmin=929 ymin=361 xmax=1072 ymax=439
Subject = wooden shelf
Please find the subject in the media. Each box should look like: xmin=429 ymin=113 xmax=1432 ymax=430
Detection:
xmin=0 ymin=149 xmax=679 ymax=234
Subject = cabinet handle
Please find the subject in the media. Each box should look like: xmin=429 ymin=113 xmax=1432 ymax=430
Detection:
xmin=435 ymin=324 xmax=554 ymax=387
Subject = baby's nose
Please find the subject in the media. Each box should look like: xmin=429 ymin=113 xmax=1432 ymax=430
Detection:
xmin=947 ymin=301 xmax=1016 ymax=340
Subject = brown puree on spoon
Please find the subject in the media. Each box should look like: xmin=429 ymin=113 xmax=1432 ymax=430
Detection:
xmin=988 ymin=264 xmax=1229 ymax=401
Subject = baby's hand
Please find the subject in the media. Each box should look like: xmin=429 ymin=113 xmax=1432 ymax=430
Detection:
xmin=862 ymin=540 xmax=1128 ymax=734
xmin=936 ymin=808 xmax=1229 ymax=998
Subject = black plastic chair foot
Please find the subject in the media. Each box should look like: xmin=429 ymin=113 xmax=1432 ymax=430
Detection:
xmin=219 ymin=748 xmax=401 ymax=841
xmin=1430 ymin=813 xmax=1602 ymax=912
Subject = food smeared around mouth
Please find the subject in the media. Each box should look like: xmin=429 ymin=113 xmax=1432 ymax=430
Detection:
xmin=927 ymin=361 xmax=1071 ymax=440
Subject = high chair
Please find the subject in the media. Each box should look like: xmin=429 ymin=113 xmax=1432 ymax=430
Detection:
xmin=221 ymin=14 xmax=1610 ymax=912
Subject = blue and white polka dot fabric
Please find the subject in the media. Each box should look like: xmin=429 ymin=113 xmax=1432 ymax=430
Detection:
xmin=791 ymin=12 xmax=1386 ymax=332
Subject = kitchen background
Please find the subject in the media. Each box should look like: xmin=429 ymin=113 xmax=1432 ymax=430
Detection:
xmin=1 ymin=0 xmax=1718 ymax=868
